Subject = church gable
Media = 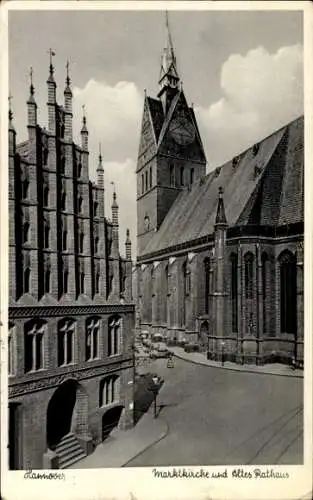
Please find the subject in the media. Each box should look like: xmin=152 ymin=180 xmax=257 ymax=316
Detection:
xmin=157 ymin=90 xmax=206 ymax=163
xmin=137 ymin=97 xmax=158 ymax=172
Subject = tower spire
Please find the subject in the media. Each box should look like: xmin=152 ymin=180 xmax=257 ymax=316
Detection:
xmin=29 ymin=67 xmax=35 ymax=96
xmin=158 ymin=11 xmax=180 ymax=113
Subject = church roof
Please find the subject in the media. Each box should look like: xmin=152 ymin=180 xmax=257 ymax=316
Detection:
xmin=142 ymin=115 xmax=304 ymax=256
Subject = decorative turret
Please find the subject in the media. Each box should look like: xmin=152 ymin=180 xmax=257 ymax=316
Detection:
xmin=214 ymin=187 xmax=227 ymax=228
xmin=80 ymin=105 xmax=88 ymax=151
xmin=97 ymin=143 xmax=104 ymax=189
xmin=47 ymin=49 xmax=56 ymax=134
xmin=158 ymin=11 xmax=180 ymax=114
xmin=64 ymin=60 xmax=73 ymax=141
xmin=125 ymin=229 xmax=132 ymax=261
xmin=27 ymin=67 xmax=37 ymax=128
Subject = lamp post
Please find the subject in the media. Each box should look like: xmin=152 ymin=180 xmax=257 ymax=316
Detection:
xmin=221 ymin=341 xmax=225 ymax=366
xmin=149 ymin=375 xmax=161 ymax=418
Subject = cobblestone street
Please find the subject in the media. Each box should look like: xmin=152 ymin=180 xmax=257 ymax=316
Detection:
xmin=127 ymin=356 xmax=303 ymax=467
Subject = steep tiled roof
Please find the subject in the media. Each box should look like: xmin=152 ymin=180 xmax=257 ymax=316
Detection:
xmin=143 ymin=116 xmax=304 ymax=256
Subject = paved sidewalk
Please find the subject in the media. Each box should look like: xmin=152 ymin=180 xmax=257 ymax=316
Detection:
xmin=169 ymin=347 xmax=304 ymax=378
xmin=68 ymin=408 xmax=168 ymax=469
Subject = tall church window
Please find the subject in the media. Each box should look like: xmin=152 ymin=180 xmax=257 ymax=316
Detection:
xmin=24 ymin=320 xmax=45 ymax=373
xmin=149 ymin=167 xmax=152 ymax=188
xmin=58 ymin=319 xmax=75 ymax=366
xmin=77 ymin=162 xmax=82 ymax=178
xmin=43 ymin=186 xmax=49 ymax=208
xmin=204 ymin=257 xmax=210 ymax=315
xmin=261 ymin=252 xmax=269 ymax=333
xmin=94 ymin=237 xmax=99 ymax=254
xmin=244 ymin=252 xmax=254 ymax=299
xmin=279 ymin=251 xmax=297 ymax=334
xmin=99 ymin=375 xmax=119 ymax=406
xmin=230 ymin=253 xmax=238 ymax=332
xmin=145 ymin=171 xmax=148 ymax=191
xmin=108 ymin=316 xmax=121 ymax=356
xmin=170 ymin=164 xmax=175 ymax=186
xmin=86 ymin=317 xmax=100 ymax=361
xmin=180 ymin=167 xmax=184 ymax=186
xmin=62 ymin=229 xmax=67 ymax=251
xmin=190 ymin=168 xmax=194 ymax=185
xmin=141 ymin=174 xmax=144 ymax=194
xmin=80 ymin=271 xmax=85 ymax=294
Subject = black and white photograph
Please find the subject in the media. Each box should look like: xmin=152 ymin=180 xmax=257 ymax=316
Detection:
xmin=1 ymin=2 xmax=312 ymax=500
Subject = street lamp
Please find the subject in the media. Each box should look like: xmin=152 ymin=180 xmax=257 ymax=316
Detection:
xmin=149 ymin=375 xmax=161 ymax=418
xmin=221 ymin=341 xmax=225 ymax=366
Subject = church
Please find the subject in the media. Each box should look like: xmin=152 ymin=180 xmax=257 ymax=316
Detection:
xmin=136 ymin=19 xmax=304 ymax=366
xmin=8 ymin=56 xmax=135 ymax=470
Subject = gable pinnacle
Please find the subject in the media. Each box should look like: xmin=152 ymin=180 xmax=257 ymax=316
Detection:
xmin=215 ymin=186 xmax=227 ymax=227
xmin=8 ymin=94 xmax=14 ymax=125
xmin=48 ymin=48 xmax=56 ymax=79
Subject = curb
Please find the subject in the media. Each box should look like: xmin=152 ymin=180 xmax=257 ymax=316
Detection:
xmin=172 ymin=351 xmax=304 ymax=379
xmin=121 ymin=417 xmax=170 ymax=467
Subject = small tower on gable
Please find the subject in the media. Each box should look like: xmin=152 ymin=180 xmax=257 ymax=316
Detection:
xmin=64 ymin=60 xmax=73 ymax=142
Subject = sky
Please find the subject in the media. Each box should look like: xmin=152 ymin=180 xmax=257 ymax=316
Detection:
xmin=9 ymin=9 xmax=303 ymax=257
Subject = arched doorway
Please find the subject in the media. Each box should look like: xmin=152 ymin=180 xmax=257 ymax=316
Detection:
xmin=199 ymin=321 xmax=209 ymax=348
xmin=46 ymin=379 xmax=88 ymax=450
xmin=101 ymin=405 xmax=124 ymax=442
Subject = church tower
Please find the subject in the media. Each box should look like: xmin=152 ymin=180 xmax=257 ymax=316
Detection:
xmin=137 ymin=13 xmax=207 ymax=256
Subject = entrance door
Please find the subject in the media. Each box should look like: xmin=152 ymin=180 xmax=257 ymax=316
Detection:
xmin=102 ymin=406 xmax=123 ymax=442
xmin=47 ymin=380 xmax=77 ymax=450
xmin=8 ymin=403 xmax=21 ymax=470
xmin=199 ymin=321 xmax=209 ymax=348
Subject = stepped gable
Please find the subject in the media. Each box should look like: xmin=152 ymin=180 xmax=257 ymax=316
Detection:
xmin=142 ymin=115 xmax=304 ymax=256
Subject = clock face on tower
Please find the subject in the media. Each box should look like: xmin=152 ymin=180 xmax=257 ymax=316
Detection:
xmin=169 ymin=117 xmax=195 ymax=146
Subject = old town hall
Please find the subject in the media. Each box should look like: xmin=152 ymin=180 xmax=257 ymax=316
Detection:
xmin=8 ymin=56 xmax=135 ymax=470
xmin=136 ymin=17 xmax=304 ymax=366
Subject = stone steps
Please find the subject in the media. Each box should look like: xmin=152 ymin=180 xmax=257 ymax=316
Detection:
xmin=55 ymin=433 xmax=86 ymax=469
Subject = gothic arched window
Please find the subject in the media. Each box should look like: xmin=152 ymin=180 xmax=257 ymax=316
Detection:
xmin=204 ymin=257 xmax=210 ymax=315
xmin=149 ymin=167 xmax=152 ymax=188
xmin=261 ymin=252 xmax=269 ymax=333
xmin=86 ymin=317 xmax=100 ymax=361
xmin=99 ymin=375 xmax=119 ymax=406
xmin=61 ymin=257 xmax=69 ymax=294
xmin=141 ymin=174 xmax=144 ymax=194
xmin=145 ymin=171 xmax=148 ymax=191
xmin=24 ymin=320 xmax=45 ymax=372
xmin=61 ymin=190 xmax=66 ymax=211
xmin=94 ymin=237 xmax=99 ymax=254
xmin=190 ymin=168 xmax=194 ymax=185
xmin=24 ymin=267 xmax=30 ymax=294
xmin=78 ymin=196 xmax=83 ymax=214
xmin=244 ymin=252 xmax=254 ymax=299
xmin=93 ymin=201 xmax=98 ymax=217
xmin=108 ymin=316 xmax=121 ymax=356
xmin=58 ymin=318 xmax=75 ymax=366
xmin=180 ymin=167 xmax=184 ymax=186
xmin=230 ymin=253 xmax=238 ymax=333
xmin=77 ymin=162 xmax=82 ymax=178
xmin=279 ymin=251 xmax=297 ymax=334
xmin=170 ymin=164 xmax=175 ymax=186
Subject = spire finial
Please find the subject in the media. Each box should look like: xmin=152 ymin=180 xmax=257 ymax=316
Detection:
xmin=82 ymin=104 xmax=86 ymax=125
xmin=48 ymin=48 xmax=56 ymax=75
xmin=8 ymin=93 xmax=13 ymax=122
xmin=66 ymin=59 xmax=70 ymax=86
xmin=165 ymin=10 xmax=173 ymax=52
xmin=29 ymin=67 xmax=34 ymax=95
xmin=99 ymin=142 xmax=102 ymax=160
